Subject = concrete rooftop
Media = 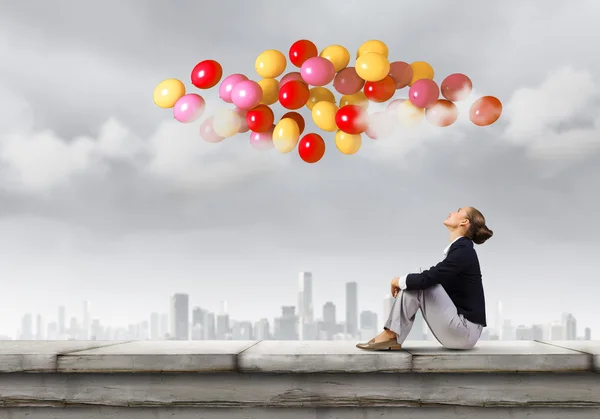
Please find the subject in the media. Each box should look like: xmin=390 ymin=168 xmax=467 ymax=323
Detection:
xmin=0 ymin=340 xmax=598 ymax=418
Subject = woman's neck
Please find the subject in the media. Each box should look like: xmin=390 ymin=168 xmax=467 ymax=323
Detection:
xmin=449 ymin=230 xmax=464 ymax=243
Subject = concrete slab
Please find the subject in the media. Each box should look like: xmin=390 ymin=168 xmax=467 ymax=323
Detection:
xmin=402 ymin=340 xmax=592 ymax=372
xmin=57 ymin=340 xmax=258 ymax=372
xmin=238 ymin=340 xmax=412 ymax=373
xmin=539 ymin=340 xmax=600 ymax=372
xmin=0 ymin=341 xmax=127 ymax=372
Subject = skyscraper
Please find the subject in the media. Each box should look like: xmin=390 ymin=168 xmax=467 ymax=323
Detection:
xmin=170 ymin=293 xmax=189 ymax=340
xmin=58 ymin=306 xmax=66 ymax=338
xmin=82 ymin=301 xmax=91 ymax=340
xmin=20 ymin=314 xmax=33 ymax=340
xmin=584 ymin=327 xmax=591 ymax=340
xmin=35 ymin=314 xmax=44 ymax=340
xmin=298 ymin=272 xmax=316 ymax=340
xmin=562 ymin=313 xmax=577 ymax=340
xmin=345 ymin=282 xmax=358 ymax=337
xmin=298 ymin=272 xmax=314 ymax=322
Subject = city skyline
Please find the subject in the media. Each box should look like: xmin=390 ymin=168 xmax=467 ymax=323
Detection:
xmin=1 ymin=1 xmax=600 ymax=336
xmin=6 ymin=271 xmax=594 ymax=341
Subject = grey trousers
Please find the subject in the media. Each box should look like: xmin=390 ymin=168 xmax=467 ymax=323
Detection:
xmin=384 ymin=284 xmax=483 ymax=349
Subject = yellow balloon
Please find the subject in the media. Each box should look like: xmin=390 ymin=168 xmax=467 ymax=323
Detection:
xmin=320 ymin=45 xmax=350 ymax=72
xmin=340 ymin=91 xmax=369 ymax=110
xmin=306 ymin=87 xmax=336 ymax=111
xmin=409 ymin=61 xmax=435 ymax=86
xmin=153 ymin=78 xmax=186 ymax=109
xmin=273 ymin=118 xmax=300 ymax=153
xmin=397 ymin=100 xmax=425 ymax=127
xmin=335 ymin=130 xmax=362 ymax=155
xmin=355 ymin=52 xmax=390 ymax=82
xmin=258 ymin=78 xmax=280 ymax=105
xmin=255 ymin=49 xmax=287 ymax=79
xmin=312 ymin=101 xmax=339 ymax=132
xmin=213 ymin=109 xmax=241 ymax=138
xmin=357 ymin=40 xmax=389 ymax=58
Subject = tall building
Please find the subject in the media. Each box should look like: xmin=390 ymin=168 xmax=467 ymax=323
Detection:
xmin=495 ymin=301 xmax=503 ymax=340
xmin=516 ymin=325 xmax=533 ymax=340
xmin=192 ymin=307 xmax=207 ymax=328
xmin=58 ymin=306 xmax=66 ymax=338
xmin=170 ymin=293 xmax=189 ymax=340
xmin=298 ymin=272 xmax=314 ymax=322
xmin=203 ymin=312 xmax=216 ymax=340
xmin=345 ymin=282 xmax=358 ymax=338
xmin=216 ymin=313 xmax=230 ymax=339
xmin=562 ymin=313 xmax=577 ymax=340
xmin=359 ymin=310 xmax=378 ymax=340
xmin=584 ymin=327 xmax=591 ymax=340
xmin=531 ymin=324 xmax=545 ymax=341
xmin=550 ymin=322 xmax=564 ymax=340
xmin=274 ymin=306 xmax=298 ymax=340
xmin=159 ymin=313 xmax=169 ymax=339
xmin=82 ymin=301 xmax=91 ymax=340
xmin=232 ymin=321 xmax=253 ymax=340
xmin=254 ymin=318 xmax=270 ymax=340
xmin=298 ymin=272 xmax=316 ymax=340
xmin=35 ymin=314 xmax=44 ymax=340
xmin=20 ymin=314 xmax=33 ymax=340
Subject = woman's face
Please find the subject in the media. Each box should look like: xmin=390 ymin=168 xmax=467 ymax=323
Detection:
xmin=444 ymin=207 xmax=470 ymax=229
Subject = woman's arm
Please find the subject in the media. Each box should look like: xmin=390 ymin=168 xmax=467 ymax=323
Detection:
xmin=398 ymin=248 xmax=466 ymax=290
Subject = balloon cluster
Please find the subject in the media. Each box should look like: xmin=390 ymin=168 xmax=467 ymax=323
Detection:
xmin=153 ymin=40 xmax=502 ymax=164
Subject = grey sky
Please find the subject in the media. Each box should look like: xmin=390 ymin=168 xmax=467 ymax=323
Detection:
xmin=0 ymin=0 xmax=599 ymax=337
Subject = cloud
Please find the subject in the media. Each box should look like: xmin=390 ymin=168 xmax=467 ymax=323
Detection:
xmin=503 ymin=67 xmax=600 ymax=162
xmin=0 ymin=91 xmax=285 ymax=194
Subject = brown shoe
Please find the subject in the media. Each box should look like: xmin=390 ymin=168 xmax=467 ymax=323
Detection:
xmin=356 ymin=338 xmax=402 ymax=351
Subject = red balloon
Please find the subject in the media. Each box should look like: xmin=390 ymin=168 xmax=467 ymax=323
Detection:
xmin=388 ymin=61 xmax=413 ymax=89
xmin=278 ymin=80 xmax=310 ymax=110
xmin=289 ymin=40 xmax=318 ymax=68
xmin=364 ymin=76 xmax=396 ymax=103
xmin=282 ymin=111 xmax=306 ymax=135
xmin=335 ymin=105 xmax=369 ymax=135
xmin=298 ymin=133 xmax=325 ymax=163
xmin=191 ymin=60 xmax=223 ymax=89
xmin=246 ymin=105 xmax=274 ymax=133
xmin=441 ymin=73 xmax=472 ymax=102
xmin=469 ymin=96 xmax=502 ymax=126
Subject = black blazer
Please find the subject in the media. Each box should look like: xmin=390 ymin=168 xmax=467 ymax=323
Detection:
xmin=405 ymin=237 xmax=487 ymax=327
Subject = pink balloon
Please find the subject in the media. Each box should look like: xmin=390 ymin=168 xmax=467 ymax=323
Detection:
xmin=441 ymin=73 xmax=472 ymax=102
xmin=231 ymin=80 xmax=263 ymax=109
xmin=173 ymin=94 xmax=205 ymax=123
xmin=250 ymin=125 xmax=275 ymax=150
xmin=280 ymin=72 xmax=305 ymax=87
xmin=234 ymin=107 xmax=249 ymax=133
xmin=366 ymin=112 xmax=395 ymax=139
xmin=385 ymin=98 xmax=405 ymax=115
xmin=200 ymin=117 xmax=225 ymax=143
xmin=333 ymin=67 xmax=364 ymax=95
xmin=408 ymin=79 xmax=440 ymax=109
xmin=219 ymin=74 xmax=248 ymax=103
xmin=300 ymin=57 xmax=336 ymax=86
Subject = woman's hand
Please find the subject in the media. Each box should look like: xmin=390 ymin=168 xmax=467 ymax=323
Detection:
xmin=390 ymin=277 xmax=400 ymax=298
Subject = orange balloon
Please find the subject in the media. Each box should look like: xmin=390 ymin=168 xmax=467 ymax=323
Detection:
xmin=469 ymin=96 xmax=502 ymax=126
xmin=425 ymin=100 xmax=459 ymax=127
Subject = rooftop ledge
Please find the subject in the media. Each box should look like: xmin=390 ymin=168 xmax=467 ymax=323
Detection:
xmin=1 ymin=340 xmax=599 ymax=415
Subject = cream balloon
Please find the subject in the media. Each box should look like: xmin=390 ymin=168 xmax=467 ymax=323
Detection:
xmin=213 ymin=109 xmax=242 ymax=137
xmin=335 ymin=130 xmax=362 ymax=155
xmin=273 ymin=118 xmax=300 ymax=153
xmin=397 ymin=100 xmax=425 ymax=127
xmin=312 ymin=101 xmax=339 ymax=132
